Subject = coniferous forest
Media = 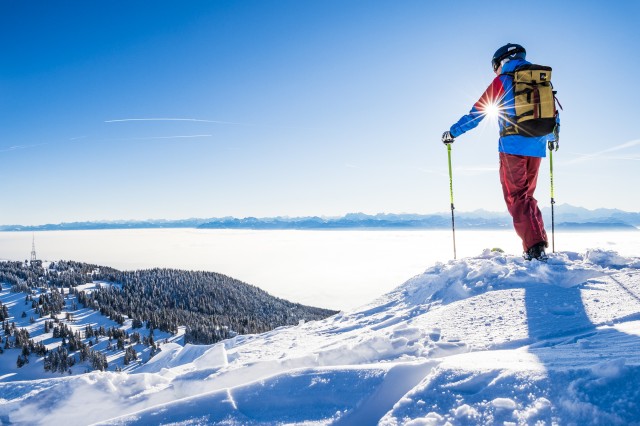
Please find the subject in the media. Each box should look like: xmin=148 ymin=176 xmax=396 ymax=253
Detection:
xmin=0 ymin=260 xmax=337 ymax=352
xmin=89 ymin=266 xmax=337 ymax=344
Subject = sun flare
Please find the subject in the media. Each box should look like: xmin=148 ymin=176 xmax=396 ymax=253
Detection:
xmin=485 ymin=102 xmax=500 ymax=119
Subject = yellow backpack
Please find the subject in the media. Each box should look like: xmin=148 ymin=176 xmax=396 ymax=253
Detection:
xmin=501 ymin=64 xmax=560 ymax=137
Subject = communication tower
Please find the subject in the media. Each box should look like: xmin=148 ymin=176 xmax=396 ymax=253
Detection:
xmin=31 ymin=234 xmax=37 ymax=262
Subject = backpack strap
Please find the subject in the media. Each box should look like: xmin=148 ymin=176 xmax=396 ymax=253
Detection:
xmin=553 ymin=90 xmax=564 ymax=111
xmin=499 ymin=71 xmax=518 ymax=136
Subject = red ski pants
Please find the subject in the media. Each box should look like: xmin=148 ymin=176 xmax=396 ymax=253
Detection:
xmin=499 ymin=152 xmax=548 ymax=251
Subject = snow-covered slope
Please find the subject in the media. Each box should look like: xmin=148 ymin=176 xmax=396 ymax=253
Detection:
xmin=2 ymin=249 xmax=640 ymax=425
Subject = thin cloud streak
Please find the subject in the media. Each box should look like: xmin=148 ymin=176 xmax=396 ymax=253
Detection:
xmin=0 ymin=143 xmax=48 ymax=153
xmin=577 ymin=155 xmax=640 ymax=161
xmin=457 ymin=166 xmax=498 ymax=176
xmin=104 ymin=118 xmax=323 ymax=131
xmin=107 ymin=134 xmax=213 ymax=141
xmin=413 ymin=166 xmax=447 ymax=177
xmin=105 ymin=118 xmax=248 ymax=125
xmin=565 ymin=139 xmax=640 ymax=165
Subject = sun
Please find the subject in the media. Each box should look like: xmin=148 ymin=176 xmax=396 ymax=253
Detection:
xmin=485 ymin=102 xmax=501 ymax=119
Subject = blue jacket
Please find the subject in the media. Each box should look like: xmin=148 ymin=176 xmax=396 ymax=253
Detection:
xmin=449 ymin=59 xmax=559 ymax=158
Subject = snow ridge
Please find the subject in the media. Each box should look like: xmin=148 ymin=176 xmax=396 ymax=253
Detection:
xmin=1 ymin=249 xmax=640 ymax=425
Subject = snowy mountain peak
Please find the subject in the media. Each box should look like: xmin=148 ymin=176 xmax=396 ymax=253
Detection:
xmin=2 ymin=250 xmax=640 ymax=425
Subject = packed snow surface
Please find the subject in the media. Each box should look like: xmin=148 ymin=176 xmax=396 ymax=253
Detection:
xmin=2 ymin=249 xmax=640 ymax=425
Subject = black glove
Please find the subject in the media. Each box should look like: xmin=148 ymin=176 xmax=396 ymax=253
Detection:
xmin=442 ymin=131 xmax=455 ymax=145
xmin=548 ymin=125 xmax=559 ymax=151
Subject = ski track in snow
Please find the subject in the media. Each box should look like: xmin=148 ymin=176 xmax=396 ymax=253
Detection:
xmin=1 ymin=249 xmax=640 ymax=425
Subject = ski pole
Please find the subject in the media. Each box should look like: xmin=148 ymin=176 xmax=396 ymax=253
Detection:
xmin=447 ymin=143 xmax=457 ymax=259
xmin=549 ymin=147 xmax=556 ymax=253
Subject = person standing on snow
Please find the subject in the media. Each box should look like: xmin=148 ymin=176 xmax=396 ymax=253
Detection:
xmin=441 ymin=43 xmax=560 ymax=261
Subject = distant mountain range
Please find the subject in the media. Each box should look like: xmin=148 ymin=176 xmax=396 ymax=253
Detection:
xmin=1 ymin=204 xmax=638 ymax=232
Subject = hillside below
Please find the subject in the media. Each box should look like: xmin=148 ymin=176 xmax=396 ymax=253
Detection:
xmin=1 ymin=250 xmax=639 ymax=425
xmin=0 ymin=260 xmax=336 ymax=384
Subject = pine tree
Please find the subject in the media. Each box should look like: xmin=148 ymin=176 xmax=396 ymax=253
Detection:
xmin=16 ymin=355 xmax=27 ymax=368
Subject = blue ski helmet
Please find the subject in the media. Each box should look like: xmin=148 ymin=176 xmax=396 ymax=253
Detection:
xmin=492 ymin=43 xmax=526 ymax=71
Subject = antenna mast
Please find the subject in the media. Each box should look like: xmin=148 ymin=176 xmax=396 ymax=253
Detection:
xmin=31 ymin=234 xmax=37 ymax=262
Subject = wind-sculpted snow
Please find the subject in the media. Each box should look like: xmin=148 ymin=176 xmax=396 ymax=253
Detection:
xmin=1 ymin=249 xmax=640 ymax=425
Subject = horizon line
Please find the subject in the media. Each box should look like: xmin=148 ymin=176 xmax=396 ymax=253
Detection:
xmin=1 ymin=203 xmax=637 ymax=229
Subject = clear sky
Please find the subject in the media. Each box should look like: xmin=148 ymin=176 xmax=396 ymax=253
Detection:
xmin=1 ymin=0 xmax=639 ymax=225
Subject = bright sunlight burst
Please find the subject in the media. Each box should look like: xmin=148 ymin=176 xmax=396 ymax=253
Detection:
xmin=485 ymin=102 xmax=500 ymax=119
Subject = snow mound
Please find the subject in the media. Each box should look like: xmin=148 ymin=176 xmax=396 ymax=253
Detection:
xmin=391 ymin=249 xmax=637 ymax=308
xmin=137 ymin=343 xmax=228 ymax=374
xmin=1 ymin=249 xmax=640 ymax=425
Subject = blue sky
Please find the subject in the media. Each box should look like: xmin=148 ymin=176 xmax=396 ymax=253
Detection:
xmin=1 ymin=0 xmax=639 ymax=225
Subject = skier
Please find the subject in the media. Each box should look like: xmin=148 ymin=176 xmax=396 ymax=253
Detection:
xmin=441 ymin=43 xmax=560 ymax=261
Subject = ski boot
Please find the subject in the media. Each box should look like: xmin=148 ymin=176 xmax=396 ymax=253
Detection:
xmin=524 ymin=241 xmax=549 ymax=262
